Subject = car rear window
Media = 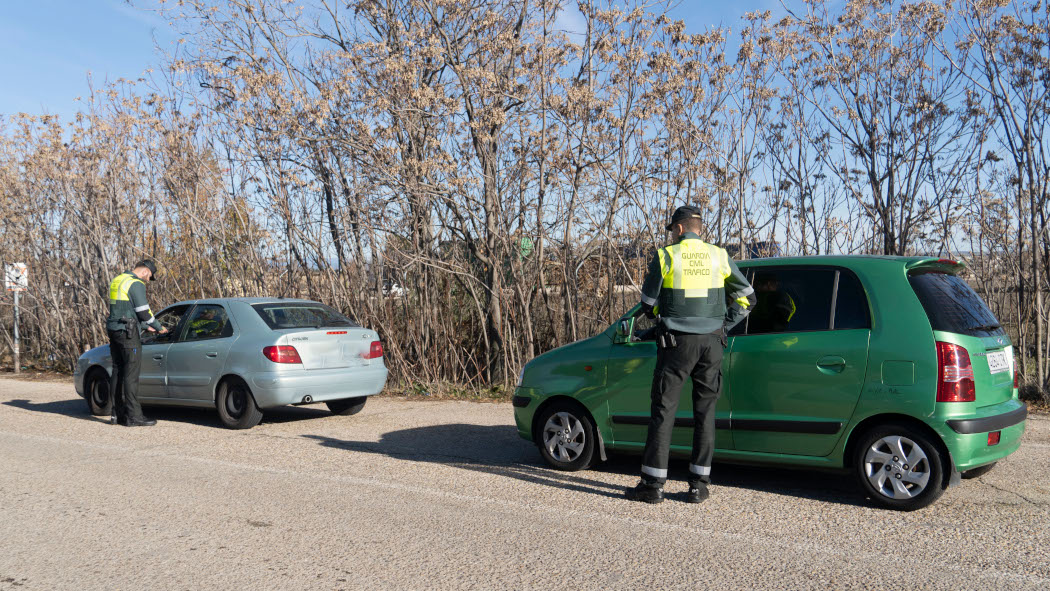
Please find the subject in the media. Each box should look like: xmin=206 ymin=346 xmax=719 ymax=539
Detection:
xmin=252 ymin=303 xmax=359 ymax=329
xmin=909 ymin=273 xmax=1005 ymax=337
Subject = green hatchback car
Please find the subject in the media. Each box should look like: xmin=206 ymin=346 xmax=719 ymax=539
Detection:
xmin=512 ymin=256 xmax=1028 ymax=510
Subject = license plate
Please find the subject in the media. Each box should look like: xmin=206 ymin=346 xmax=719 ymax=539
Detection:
xmin=986 ymin=350 xmax=1010 ymax=375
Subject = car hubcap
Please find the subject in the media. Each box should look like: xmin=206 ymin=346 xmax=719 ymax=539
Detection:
xmin=92 ymin=378 xmax=110 ymax=408
xmin=863 ymin=435 xmax=930 ymax=499
xmin=542 ymin=411 xmax=585 ymax=463
xmin=227 ymin=387 xmax=246 ymax=417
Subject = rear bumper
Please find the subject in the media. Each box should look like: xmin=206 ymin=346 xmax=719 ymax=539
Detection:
xmin=249 ymin=365 xmax=388 ymax=408
xmin=946 ymin=404 xmax=1027 ymax=434
xmin=938 ymin=401 xmax=1028 ymax=472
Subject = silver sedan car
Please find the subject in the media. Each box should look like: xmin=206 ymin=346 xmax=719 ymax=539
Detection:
xmin=74 ymin=298 xmax=388 ymax=429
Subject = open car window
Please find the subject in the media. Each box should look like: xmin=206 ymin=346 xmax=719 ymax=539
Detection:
xmin=141 ymin=304 xmax=191 ymax=345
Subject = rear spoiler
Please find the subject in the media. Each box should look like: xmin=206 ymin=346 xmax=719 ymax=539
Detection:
xmin=905 ymin=258 xmax=967 ymax=275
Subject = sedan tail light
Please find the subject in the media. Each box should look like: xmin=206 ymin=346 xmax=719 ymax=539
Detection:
xmin=937 ymin=342 xmax=975 ymax=402
xmin=363 ymin=341 xmax=383 ymax=360
xmin=1015 ymin=370 xmax=1020 ymax=389
xmin=263 ymin=345 xmax=302 ymax=364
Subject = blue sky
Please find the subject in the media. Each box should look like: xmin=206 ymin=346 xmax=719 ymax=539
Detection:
xmin=0 ymin=0 xmax=787 ymax=122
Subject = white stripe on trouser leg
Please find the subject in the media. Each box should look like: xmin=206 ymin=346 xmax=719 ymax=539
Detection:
xmin=640 ymin=294 xmax=657 ymax=306
xmin=641 ymin=465 xmax=668 ymax=479
xmin=134 ymin=304 xmax=151 ymax=312
xmin=690 ymin=464 xmax=711 ymax=476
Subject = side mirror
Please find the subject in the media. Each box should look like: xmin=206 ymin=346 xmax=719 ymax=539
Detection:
xmin=614 ymin=318 xmax=633 ymax=344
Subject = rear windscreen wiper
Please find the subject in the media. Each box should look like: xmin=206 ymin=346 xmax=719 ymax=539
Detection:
xmin=969 ymin=324 xmax=1002 ymax=332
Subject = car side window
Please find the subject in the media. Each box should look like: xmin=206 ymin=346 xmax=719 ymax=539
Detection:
xmin=728 ymin=268 xmax=754 ymax=336
xmin=181 ymin=304 xmax=233 ymax=342
xmin=142 ymin=305 xmax=191 ymax=345
xmin=833 ymin=270 xmax=872 ymax=330
xmin=747 ymin=268 xmax=835 ymax=334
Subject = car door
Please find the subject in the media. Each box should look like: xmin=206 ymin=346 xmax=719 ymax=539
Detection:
xmin=165 ymin=303 xmax=237 ymax=402
xmin=728 ymin=267 xmax=871 ymax=457
xmin=605 ymin=312 xmax=734 ymax=452
xmin=138 ymin=304 xmax=192 ymax=400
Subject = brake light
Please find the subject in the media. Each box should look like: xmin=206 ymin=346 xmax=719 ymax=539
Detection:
xmin=1015 ymin=370 xmax=1020 ymax=389
xmin=937 ymin=342 xmax=975 ymax=402
xmin=263 ymin=345 xmax=302 ymax=364
xmin=988 ymin=431 xmax=1001 ymax=446
xmin=363 ymin=341 xmax=383 ymax=359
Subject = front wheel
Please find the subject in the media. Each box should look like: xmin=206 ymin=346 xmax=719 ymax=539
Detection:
xmin=535 ymin=401 xmax=598 ymax=471
xmin=326 ymin=397 xmax=367 ymax=416
xmin=86 ymin=370 xmax=113 ymax=416
xmin=216 ymin=378 xmax=263 ymax=429
xmin=853 ymin=424 xmax=946 ymax=511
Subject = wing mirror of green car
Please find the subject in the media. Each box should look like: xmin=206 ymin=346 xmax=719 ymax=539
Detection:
xmin=616 ymin=319 xmax=632 ymax=343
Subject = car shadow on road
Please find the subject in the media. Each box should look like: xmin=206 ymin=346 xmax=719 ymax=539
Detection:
xmin=3 ymin=397 xmax=332 ymax=429
xmin=305 ymin=426 xmax=628 ymax=499
xmin=304 ymin=425 xmax=866 ymax=506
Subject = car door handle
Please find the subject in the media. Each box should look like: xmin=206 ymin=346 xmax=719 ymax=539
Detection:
xmin=153 ymin=355 xmax=164 ymax=361
xmin=206 ymin=352 xmax=218 ymax=358
xmin=817 ymin=356 xmax=846 ymax=374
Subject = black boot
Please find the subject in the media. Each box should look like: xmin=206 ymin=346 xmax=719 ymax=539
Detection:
xmin=124 ymin=417 xmax=157 ymax=427
xmin=625 ymin=481 xmax=664 ymax=504
xmin=686 ymin=483 xmax=710 ymax=504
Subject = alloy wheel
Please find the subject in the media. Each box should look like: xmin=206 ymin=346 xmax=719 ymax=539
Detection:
xmin=862 ymin=435 xmax=931 ymax=499
xmin=542 ymin=411 xmax=586 ymax=463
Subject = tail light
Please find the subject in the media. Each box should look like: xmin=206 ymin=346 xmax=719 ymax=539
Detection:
xmin=937 ymin=341 xmax=975 ymax=402
xmin=263 ymin=345 xmax=302 ymax=364
xmin=363 ymin=341 xmax=383 ymax=360
xmin=988 ymin=431 xmax=1001 ymax=446
xmin=1014 ymin=370 xmax=1020 ymax=389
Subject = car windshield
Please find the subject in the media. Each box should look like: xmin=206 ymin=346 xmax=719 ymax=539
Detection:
xmin=251 ymin=303 xmax=358 ymax=329
xmin=909 ymin=272 xmax=1005 ymax=337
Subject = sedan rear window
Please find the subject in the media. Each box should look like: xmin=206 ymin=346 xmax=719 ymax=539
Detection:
xmin=252 ymin=303 xmax=359 ymax=329
xmin=909 ymin=273 xmax=1004 ymax=337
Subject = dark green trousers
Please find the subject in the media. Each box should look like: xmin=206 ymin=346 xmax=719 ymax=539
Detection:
xmin=640 ymin=331 xmax=723 ymax=487
xmin=108 ymin=329 xmax=145 ymax=423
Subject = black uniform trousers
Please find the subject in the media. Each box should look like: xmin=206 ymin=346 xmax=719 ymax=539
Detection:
xmin=107 ymin=328 xmax=145 ymax=423
xmin=641 ymin=331 xmax=723 ymax=487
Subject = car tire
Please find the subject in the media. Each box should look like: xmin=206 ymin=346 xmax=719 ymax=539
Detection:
xmin=853 ymin=423 xmax=946 ymax=511
xmin=962 ymin=462 xmax=997 ymax=480
xmin=535 ymin=401 xmax=597 ymax=471
xmin=86 ymin=369 xmax=113 ymax=416
xmin=216 ymin=378 xmax=263 ymax=429
xmin=326 ymin=397 xmax=367 ymax=416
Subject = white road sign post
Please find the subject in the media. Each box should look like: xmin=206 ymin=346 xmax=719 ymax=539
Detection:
xmin=5 ymin=264 xmax=27 ymax=375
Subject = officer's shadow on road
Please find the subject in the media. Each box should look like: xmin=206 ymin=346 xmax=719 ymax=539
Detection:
xmin=304 ymin=425 xmax=865 ymax=506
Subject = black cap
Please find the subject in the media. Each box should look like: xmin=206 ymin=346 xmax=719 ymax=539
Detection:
xmin=135 ymin=259 xmax=158 ymax=281
xmin=665 ymin=205 xmax=704 ymax=230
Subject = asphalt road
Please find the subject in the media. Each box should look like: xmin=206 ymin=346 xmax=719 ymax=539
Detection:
xmin=1 ymin=377 xmax=1049 ymax=590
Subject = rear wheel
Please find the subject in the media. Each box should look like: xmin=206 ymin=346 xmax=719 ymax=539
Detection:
xmin=535 ymin=401 xmax=597 ymax=471
xmin=326 ymin=397 xmax=367 ymax=416
xmin=853 ymin=424 xmax=946 ymax=511
xmin=86 ymin=369 xmax=113 ymax=416
xmin=216 ymin=378 xmax=263 ymax=429
xmin=962 ymin=462 xmax=997 ymax=480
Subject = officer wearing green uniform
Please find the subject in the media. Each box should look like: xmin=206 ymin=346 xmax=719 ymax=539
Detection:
xmin=106 ymin=260 xmax=167 ymax=426
xmin=626 ymin=206 xmax=757 ymax=504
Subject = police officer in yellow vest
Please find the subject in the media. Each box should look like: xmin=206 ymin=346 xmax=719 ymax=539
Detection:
xmin=106 ymin=260 xmax=168 ymax=426
xmin=626 ymin=206 xmax=756 ymax=504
